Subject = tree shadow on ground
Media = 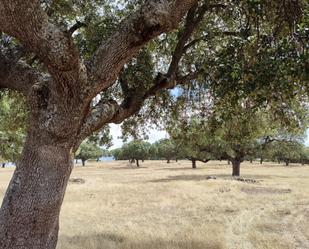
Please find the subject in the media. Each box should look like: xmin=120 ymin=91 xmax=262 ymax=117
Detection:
xmin=109 ymin=166 xmax=148 ymax=170
xmin=155 ymin=167 xmax=206 ymax=171
xmin=148 ymin=174 xmax=276 ymax=183
xmin=58 ymin=232 xmax=223 ymax=249
xmin=149 ymin=175 xmax=215 ymax=182
xmin=149 ymin=173 xmax=309 ymax=183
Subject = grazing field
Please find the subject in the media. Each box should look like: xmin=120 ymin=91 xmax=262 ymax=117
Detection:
xmin=1 ymin=160 xmax=309 ymax=249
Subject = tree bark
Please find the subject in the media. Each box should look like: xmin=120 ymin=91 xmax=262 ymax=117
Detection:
xmin=260 ymin=157 xmax=263 ymax=164
xmin=192 ymin=159 xmax=196 ymax=169
xmin=232 ymin=160 xmax=241 ymax=176
xmin=136 ymin=159 xmax=140 ymax=167
xmin=0 ymin=1 xmax=199 ymax=248
xmin=0 ymin=131 xmax=73 ymax=249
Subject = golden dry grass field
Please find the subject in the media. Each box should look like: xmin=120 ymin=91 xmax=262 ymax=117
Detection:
xmin=1 ymin=160 xmax=309 ymax=249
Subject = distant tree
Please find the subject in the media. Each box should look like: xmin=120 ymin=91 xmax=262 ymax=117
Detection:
xmin=155 ymin=139 xmax=176 ymax=163
xmin=76 ymin=141 xmax=104 ymax=166
xmin=169 ymin=119 xmax=214 ymax=169
xmin=111 ymin=148 xmax=125 ymax=160
xmin=269 ymin=139 xmax=304 ymax=166
xmin=148 ymin=143 xmax=159 ymax=160
xmin=121 ymin=140 xmax=151 ymax=167
xmin=300 ymin=146 xmax=309 ymax=165
xmin=168 ymin=101 xmax=307 ymax=175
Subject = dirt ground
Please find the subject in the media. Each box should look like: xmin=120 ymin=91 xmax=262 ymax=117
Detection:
xmin=0 ymin=160 xmax=309 ymax=249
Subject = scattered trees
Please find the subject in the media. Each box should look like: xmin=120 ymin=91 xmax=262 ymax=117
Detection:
xmin=0 ymin=0 xmax=308 ymax=248
xmin=269 ymin=139 xmax=305 ymax=166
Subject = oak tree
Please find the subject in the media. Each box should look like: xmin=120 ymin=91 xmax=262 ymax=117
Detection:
xmin=0 ymin=1 xmax=199 ymax=248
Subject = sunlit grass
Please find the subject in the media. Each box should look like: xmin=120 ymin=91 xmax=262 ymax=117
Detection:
xmin=1 ymin=160 xmax=309 ymax=249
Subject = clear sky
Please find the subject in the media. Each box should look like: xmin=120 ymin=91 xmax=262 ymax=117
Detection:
xmin=109 ymin=124 xmax=168 ymax=149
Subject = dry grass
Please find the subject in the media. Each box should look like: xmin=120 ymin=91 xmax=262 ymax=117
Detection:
xmin=1 ymin=160 xmax=309 ymax=249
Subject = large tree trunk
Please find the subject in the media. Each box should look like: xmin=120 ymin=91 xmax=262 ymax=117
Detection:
xmin=0 ymin=131 xmax=73 ymax=249
xmin=192 ymin=159 xmax=196 ymax=169
xmin=232 ymin=160 xmax=241 ymax=176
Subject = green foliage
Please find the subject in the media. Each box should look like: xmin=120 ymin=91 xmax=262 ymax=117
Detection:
xmin=154 ymin=139 xmax=176 ymax=162
xmin=169 ymin=118 xmax=216 ymax=163
xmin=122 ymin=140 xmax=151 ymax=161
xmin=0 ymin=92 xmax=27 ymax=162
xmin=88 ymin=126 xmax=113 ymax=148
xmin=268 ymin=139 xmax=304 ymax=165
xmin=1 ymin=0 xmax=309 ymax=166
xmin=111 ymin=140 xmax=151 ymax=166
xmin=76 ymin=141 xmax=104 ymax=166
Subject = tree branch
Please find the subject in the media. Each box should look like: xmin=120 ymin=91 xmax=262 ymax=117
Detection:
xmin=0 ymin=1 xmax=79 ymax=73
xmin=86 ymin=0 xmax=198 ymax=97
xmin=183 ymin=31 xmax=242 ymax=51
xmin=77 ymin=99 xmax=120 ymax=142
xmin=0 ymin=53 xmax=47 ymax=95
xmin=77 ymin=64 xmax=202 ymax=140
xmin=69 ymin=21 xmax=87 ymax=36
xmin=77 ymin=0 xmax=205 ymax=139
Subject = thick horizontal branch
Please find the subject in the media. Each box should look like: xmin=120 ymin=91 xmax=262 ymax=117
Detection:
xmin=77 ymin=99 xmax=120 ymax=140
xmin=0 ymin=1 xmax=79 ymax=73
xmin=0 ymin=53 xmax=46 ymax=95
xmin=69 ymin=21 xmax=87 ymax=36
xmin=78 ymin=68 xmax=201 ymax=140
xmin=166 ymin=2 xmax=224 ymax=78
xmin=86 ymin=0 xmax=198 ymax=97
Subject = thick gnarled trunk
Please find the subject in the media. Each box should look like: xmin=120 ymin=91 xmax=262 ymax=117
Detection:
xmin=0 ymin=130 xmax=73 ymax=249
xmin=0 ymin=1 xmax=199 ymax=249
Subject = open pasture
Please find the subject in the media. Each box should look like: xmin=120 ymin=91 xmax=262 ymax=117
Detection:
xmin=1 ymin=160 xmax=309 ymax=249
